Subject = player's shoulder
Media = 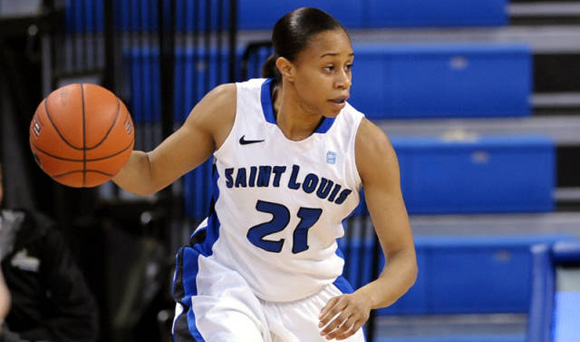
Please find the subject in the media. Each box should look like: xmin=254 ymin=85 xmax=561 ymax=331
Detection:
xmin=236 ymin=77 xmax=268 ymax=88
xmin=205 ymin=83 xmax=237 ymax=103
xmin=234 ymin=78 xmax=272 ymax=98
xmin=200 ymin=79 xmax=264 ymax=112
xmin=355 ymin=118 xmax=396 ymax=163
xmin=189 ymin=83 xmax=236 ymax=121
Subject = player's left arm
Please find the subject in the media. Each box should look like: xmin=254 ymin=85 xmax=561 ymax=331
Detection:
xmin=319 ymin=118 xmax=418 ymax=340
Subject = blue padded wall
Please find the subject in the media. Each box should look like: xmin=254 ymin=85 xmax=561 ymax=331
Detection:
xmin=350 ymin=43 xmax=532 ymax=119
xmin=391 ymin=135 xmax=555 ymax=214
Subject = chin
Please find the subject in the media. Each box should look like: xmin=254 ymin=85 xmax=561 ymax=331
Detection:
xmin=325 ymin=108 xmax=343 ymax=118
xmin=322 ymin=113 xmax=338 ymax=119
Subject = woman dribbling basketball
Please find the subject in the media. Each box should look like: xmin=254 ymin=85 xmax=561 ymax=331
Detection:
xmin=114 ymin=7 xmax=417 ymax=342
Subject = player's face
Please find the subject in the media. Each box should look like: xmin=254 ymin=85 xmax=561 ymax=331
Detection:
xmin=291 ymin=29 xmax=354 ymax=118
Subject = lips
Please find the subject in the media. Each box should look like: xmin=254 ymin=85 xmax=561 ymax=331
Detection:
xmin=329 ymin=96 xmax=348 ymax=104
xmin=329 ymin=97 xmax=348 ymax=113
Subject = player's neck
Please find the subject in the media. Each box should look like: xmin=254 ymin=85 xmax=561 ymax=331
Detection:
xmin=273 ymin=84 xmax=323 ymax=141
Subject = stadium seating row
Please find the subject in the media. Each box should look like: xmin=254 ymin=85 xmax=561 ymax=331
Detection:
xmin=238 ymin=0 xmax=509 ymax=29
xmin=126 ymin=42 xmax=533 ymax=122
xmin=242 ymin=42 xmax=533 ymax=119
xmin=392 ymin=135 xmax=554 ymax=214
xmin=64 ymin=0 xmax=509 ymax=32
xmin=350 ymin=43 xmax=532 ymax=119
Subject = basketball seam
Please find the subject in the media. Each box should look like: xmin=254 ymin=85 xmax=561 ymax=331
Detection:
xmin=81 ymin=83 xmax=87 ymax=186
xmin=43 ymin=90 xmax=121 ymax=151
xmin=87 ymin=98 xmax=121 ymax=149
xmin=53 ymin=170 xmax=115 ymax=178
xmin=44 ymin=97 xmax=83 ymax=150
xmin=30 ymin=138 xmax=134 ymax=162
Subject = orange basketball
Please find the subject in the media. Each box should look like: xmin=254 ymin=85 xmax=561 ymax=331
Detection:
xmin=29 ymin=83 xmax=135 ymax=188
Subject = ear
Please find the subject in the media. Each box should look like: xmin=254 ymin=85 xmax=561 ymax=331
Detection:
xmin=275 ymin=57 xmax=295 ymax=81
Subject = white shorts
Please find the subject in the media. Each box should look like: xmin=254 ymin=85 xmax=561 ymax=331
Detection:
xmin=172 ymin=245 xmax=366 ymax=342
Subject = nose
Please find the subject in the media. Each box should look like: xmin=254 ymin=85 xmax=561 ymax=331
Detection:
xmin=335 ymin=69 xmax=352 ymax=89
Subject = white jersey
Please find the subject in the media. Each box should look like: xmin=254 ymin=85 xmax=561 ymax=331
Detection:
xmin=193 ymin=78 xmax=364 ymax=302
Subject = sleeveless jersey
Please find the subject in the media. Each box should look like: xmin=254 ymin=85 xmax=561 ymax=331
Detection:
xmin=195 ymin=78 xmax=364 ymax=302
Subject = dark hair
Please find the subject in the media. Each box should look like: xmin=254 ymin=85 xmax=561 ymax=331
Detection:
xmin=261 ymin=7 xmax=347 ymax=82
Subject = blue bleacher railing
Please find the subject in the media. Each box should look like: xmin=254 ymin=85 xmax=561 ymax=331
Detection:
xmin=528 ymin=241 xmax=580 ymax=342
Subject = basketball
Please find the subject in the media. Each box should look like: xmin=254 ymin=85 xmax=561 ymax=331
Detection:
xmin=29 ymin=83 xmax=135 ymax=188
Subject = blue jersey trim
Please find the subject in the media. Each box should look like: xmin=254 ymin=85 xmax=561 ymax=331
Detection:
xmin=187 ymin=309 xmax=206 ymax=342
xmin=333 ymin=275 xmax=355 ymax=294
xmin=334 ymin=218 xmax=355 ymax=294
xmin=260 ymin=78 xmax=337 ymax=133
xmin=172 ymin=166 xmax=222 ymax=342
xmin=202 ymin=164 xmax=222 ymax=256
xmin=315 ymin=115 xmax=336 ymax=134
xmin=261 ymin=78 xmax=277 ymax=124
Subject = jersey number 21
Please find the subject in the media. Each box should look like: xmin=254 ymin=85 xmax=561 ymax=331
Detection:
xmin=247 ymin=200 xmax=322 ymax=253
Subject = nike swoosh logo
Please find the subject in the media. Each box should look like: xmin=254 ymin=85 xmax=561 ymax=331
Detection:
xmin=239 ymin=135 xmax=265 ymax=145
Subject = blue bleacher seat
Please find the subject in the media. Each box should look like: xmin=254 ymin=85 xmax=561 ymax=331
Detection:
xmin=390 ymin=135 xmax=555 ymax=214
xmin=350 ymin=43 xmax=532 ymax=119
xmin=367 ymin=0 xmax=508 ymax=28
xmin=411 ymin=235 xmax=575 ymax=315
xmin=238 ymin=0 xmax=365 ymax=30
xmin=237 ymin=0 xmax=507 ymax=30
xmin=341 ymin=235 xmax=579 ymax=316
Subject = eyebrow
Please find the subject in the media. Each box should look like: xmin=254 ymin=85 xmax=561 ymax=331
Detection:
xmin=320 ymin=52 xmax=355 ymax=58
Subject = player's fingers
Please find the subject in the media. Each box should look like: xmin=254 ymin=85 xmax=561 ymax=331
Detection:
xmin=320 ymin=312 xmax=354 ymax=339
xmin=335 ymin=320 xmax=364 ymax=341
xmin=319 ymin=296 xmax=339 ymax=320
xmin=320 ymin=315 xmax=344 ymax=337
xmin=324 ymin=315 xmax=356 ymax=340
xmin=318 ymin=297 xmax=346 ymax=327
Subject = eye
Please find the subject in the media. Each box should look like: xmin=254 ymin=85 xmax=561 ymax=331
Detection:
xmin=324 ymin=65 xmax=335 ymax=72
xmin=345 ymin=63 xmax=354 ymax=71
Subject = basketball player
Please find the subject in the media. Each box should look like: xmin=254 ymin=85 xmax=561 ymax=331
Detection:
xmin=0 ymin=168 xmax=8 ymax=327
xmin=0 ymin=161 xmax=99 ymax=342
xmin=0 ymin=167 xmax=7 ymax=333
xmin=113 ymin=7 xmax=417 ymax=341
xmin=0 ymin=266 xmax=8 ymax=325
